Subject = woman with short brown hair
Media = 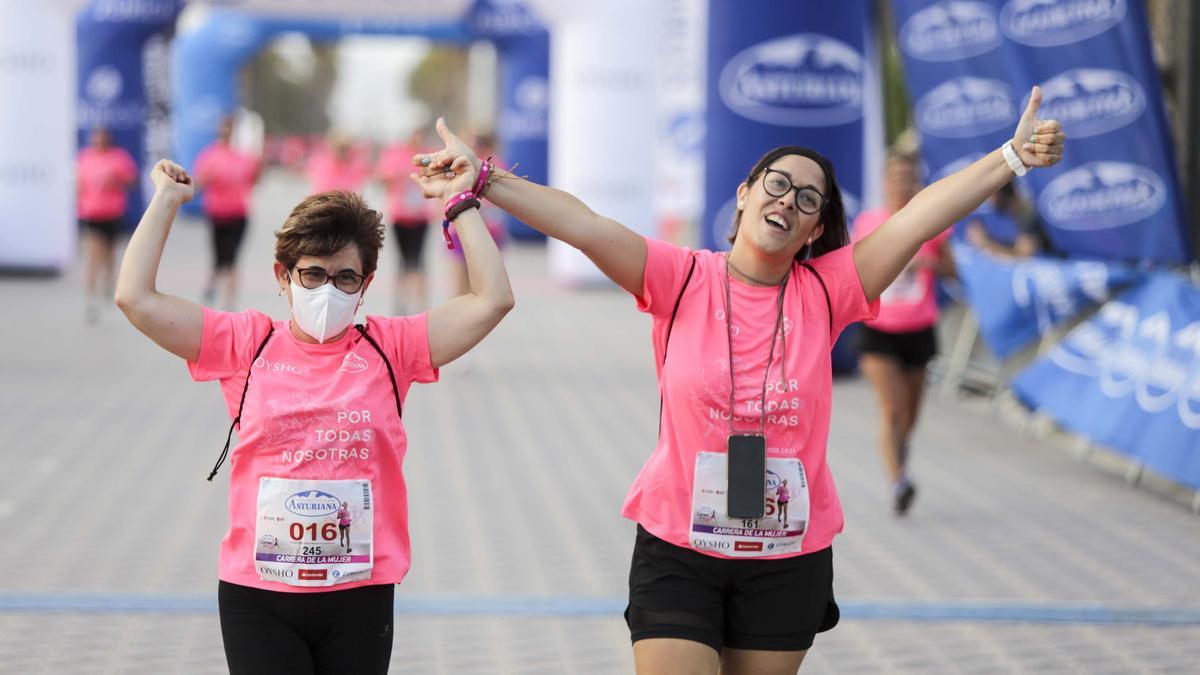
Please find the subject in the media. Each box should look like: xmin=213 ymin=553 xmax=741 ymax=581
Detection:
xmin=114 ymin=136 xmax=512 ymax=674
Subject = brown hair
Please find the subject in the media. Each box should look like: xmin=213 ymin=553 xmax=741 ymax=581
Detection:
xmin=275 ymin=191 xmax=385 ymax=275
xmin=727 ymin=146 xmax=849 ymax=261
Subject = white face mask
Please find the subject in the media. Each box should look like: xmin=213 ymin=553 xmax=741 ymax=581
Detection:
xmin=289 ymin=279 xmax=361 ymax=343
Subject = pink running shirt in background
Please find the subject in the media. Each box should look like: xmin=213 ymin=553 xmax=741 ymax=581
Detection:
xmin=851 ymin=208 xmax=951 ymax=333
xmin=194 ymin=143 xmax=260 ymax=219
xmin=77 ymin=147 xmax=137 ymax=220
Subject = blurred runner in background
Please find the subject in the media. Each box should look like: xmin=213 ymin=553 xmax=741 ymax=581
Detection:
xmin=76 ymin=124 xmax=136 ymax=323
xmin=195 ymin=116 xmax=261 ymax=310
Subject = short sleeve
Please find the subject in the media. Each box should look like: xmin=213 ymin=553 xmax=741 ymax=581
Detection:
xmin=806 ymin=246 xmax=880 ymax=335
xmin=635 ymin=236 xmax=696 ymax=317
xmin=365 ymin=313 xmax=439 ymax=385
xmin=187 ymin=307 xmax=274 ymax=381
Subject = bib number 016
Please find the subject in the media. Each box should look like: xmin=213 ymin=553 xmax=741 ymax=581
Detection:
xmin=290 ymin=522 xmax=338 ymax=542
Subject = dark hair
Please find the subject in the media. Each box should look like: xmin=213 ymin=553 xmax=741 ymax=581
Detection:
xmin=275 ymin=191 xmax=386 ymax=276
xmin=727 ymin=146 xmax=850 ymax=260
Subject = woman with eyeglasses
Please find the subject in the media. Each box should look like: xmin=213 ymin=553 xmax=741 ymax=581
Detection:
xmin=114 ymin=139 xmax=513 ymax=674
xmin=418 ymin=88 xmax=1063 ymax=673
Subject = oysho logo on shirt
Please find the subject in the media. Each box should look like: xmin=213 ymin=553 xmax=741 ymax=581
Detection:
xmin=915 ymin=77 xmax=1015 ymax=138
xmin=254 ymin=357 xmax=303 ymax=375
xmin=339 ymin=353 xmax=369 ymax=374
xmin=899 ymin=1 xmax=1001 ymax=61
xmin=1039 ymin=161 xmax=1167 ymax=230
xmin=1035 ymin=68 xmax=1145 ymax=138
xmin=1000 ymin=0 xmax=1126 ymax=47
xmin=718 ymin=33 xmax=864 ymax=127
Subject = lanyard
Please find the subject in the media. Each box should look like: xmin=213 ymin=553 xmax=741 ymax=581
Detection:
xmin=723 ymin=258 xmax=788 ymax=436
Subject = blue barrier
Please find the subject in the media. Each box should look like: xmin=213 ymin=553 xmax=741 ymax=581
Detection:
xmin=1014 ymin=272 xmax=1200 ymax=488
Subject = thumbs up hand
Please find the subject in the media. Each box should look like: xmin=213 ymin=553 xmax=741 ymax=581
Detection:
xmin=1012 ymin=86 xmax=1065 ymax=169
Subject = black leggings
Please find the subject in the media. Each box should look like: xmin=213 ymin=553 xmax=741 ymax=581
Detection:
xmin=218 ymin=580 xmax=394 ymax=675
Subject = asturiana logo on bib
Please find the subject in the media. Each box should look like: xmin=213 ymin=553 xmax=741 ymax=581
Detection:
xmin=900 ymin=1 xmax=1001 ymax=61
xmin=1000 ymin=0 xmax=1126 ymax=47
xmin=285 ymin=490 xmax=342 ymax=518
xmin=719 ymin=33 xmax=863 ymax=127
xmin=1039 ymin=161 xmax=1166 ymax=230
xmin=915 ymin=77 xmax=1014 ymax=138
xmin=1035 ymin=68 xmax=1144 ymax=138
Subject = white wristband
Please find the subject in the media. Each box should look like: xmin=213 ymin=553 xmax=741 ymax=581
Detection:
xmin=1002 ymin=140 xmax=1028 ymax=177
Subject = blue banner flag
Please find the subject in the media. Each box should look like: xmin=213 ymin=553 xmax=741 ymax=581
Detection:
xmin=470 ymin=0 xmax=549 ymax=240
xmin=702 ymin=0 xmax=878 ymax=250
xmin=952 ymin=241 xmax=1137 ymax=358
xmin=77 ymin=0 xmax=184 ymax=222
xmin=1013 ymin=273 xmax=1200 ymax=488
xmin=891 ymin=0 xmax=1191 ymax=264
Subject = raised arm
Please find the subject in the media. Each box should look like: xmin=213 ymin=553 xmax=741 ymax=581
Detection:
xmin=417 ymin=118 xmax=647 ymax=297
xmin=417 ymin=154 xmax=515 ymax=369
xmin=854 ymin=86 xmax=1063 ymax=301
xmin=114 ymin=160 xmax=204 ymax=361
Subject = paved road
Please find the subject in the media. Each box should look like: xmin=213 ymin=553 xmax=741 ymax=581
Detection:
xmin=2 ymin=172 xmax=1197 ymax=673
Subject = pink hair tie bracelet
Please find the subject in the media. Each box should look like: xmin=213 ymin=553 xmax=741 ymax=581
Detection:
xmin=441 ymin=190 xmax=480 ymax=250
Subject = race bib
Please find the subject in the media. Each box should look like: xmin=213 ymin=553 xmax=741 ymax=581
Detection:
xmin=254 ymin=477 xmax=374 ymax=587
xmin=689 ymin=452 xmax=809 ymax=558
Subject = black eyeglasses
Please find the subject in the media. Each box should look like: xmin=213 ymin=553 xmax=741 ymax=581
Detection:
xmin=762 ymin=168 xmax=826 ymax=215
xmin=291 ymin=266 xmax=366 ymax=294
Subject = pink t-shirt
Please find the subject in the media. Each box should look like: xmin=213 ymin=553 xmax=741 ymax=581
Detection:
xmin=307 ymin=151 xmax=370 ymax=194
xmin=851 ymin=208 xmax=950 ymax=333
xmin=77 ymin=147 xmax=136 ymax=220
xmin=376 ymin=144 xmax=428 ymax=223
xmin=621 ymin=238 xmax=878 ymax=558
xmin=194 ymin=143 xmax=260 ymax=219
xmin=187 ymin=307 xmax=438 ymax=592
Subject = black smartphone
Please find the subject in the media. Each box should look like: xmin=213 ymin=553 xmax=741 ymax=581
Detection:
xmin=727 ymin=434 xmax=766 ymax=519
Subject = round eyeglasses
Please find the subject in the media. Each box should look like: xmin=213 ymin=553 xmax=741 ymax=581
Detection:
xmin=291 ymin=266 xmax=366 ymax=294
xmin=762 ymin=168 xmax=826 ymax=215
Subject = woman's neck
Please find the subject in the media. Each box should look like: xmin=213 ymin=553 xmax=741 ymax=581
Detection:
xmin=726 ymin=246 xmax=791 ymax=286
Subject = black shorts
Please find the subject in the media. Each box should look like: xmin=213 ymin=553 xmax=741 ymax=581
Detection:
xmin=210 ymin=217 xmax=247 ymax=269
xmin=80 ymin=218 xmax=121 ymax=243
xmin=392 ymin=221 xmax=428 ymax=270
xmin=625 ymin=525 xmax=839 ymax=653
xmin=858 ymin=324 xmax=938 ymax=369
xmin=218 ymin=580 xmax=394 ymax=675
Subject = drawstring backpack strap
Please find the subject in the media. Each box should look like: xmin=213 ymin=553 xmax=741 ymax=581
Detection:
xmin=659 ymin=254 xmax=697 ymax=436
xmin=354 ymin=324 xmax=403 ymax=422
xmin=208 ymin=326 xmax=275 ymax=481
xmin=800 ymin=262 xmax=833 ymax=341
